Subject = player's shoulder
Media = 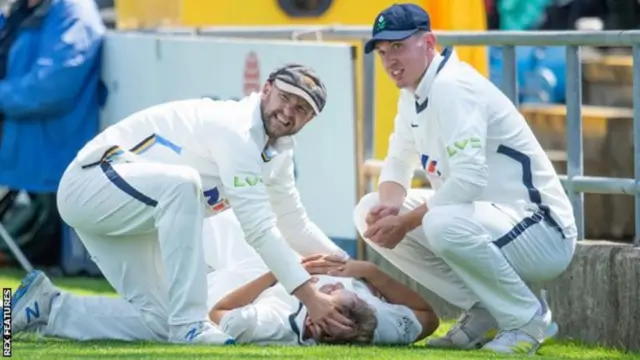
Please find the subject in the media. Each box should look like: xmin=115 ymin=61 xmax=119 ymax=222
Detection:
xmin=432 ymin=67 xmax=473 ymax=95
xmin=397 ymin=88 xmax=415 ymax=107
xmin=200 ymin=96 xmax=253 ymax=121
xmin=434 ymin=56 xmax=493 ymax=101
xmin=198 ymin=94 xmax=262 ymax=137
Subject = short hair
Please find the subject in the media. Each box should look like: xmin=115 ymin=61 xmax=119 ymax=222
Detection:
xmin=318 ymin=297 xmax=378 ymax=345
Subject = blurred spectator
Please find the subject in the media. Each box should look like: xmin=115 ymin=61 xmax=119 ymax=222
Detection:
xmin=0 ymin=0 xmax=106 ymax=268
xmin=530 ymin=0 xmax=640 ymax=31
xmin=539 ymin=0 xmax=640 ymax=53
xmin=485 ymin=0 xmax=501 ymax=30
xmin=496 ymin=0 xmax=553 ymax=30
xmin=602 ymin=0 xmax=640 ymax=30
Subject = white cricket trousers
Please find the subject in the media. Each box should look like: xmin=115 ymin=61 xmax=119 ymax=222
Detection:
xmin=202 ymin=210 xmax=270 ymax=310
xmin=354 ymin=189 xmax=577 ymax=330
xmin=51 ymin=159 xmax=210 ymax=341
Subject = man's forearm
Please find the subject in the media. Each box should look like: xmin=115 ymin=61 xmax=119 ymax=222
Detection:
xmin=282 ymin=219 xmax=348 ymax=259
xmin=247 ymin=226 xmax=312 ymax=293
xmin=378 ymin=181 xmax=407 ymax=207
xmin=401 ymin=203 xmax=428 ymax=232
xmin=211 ymin=272 xmax=277 ymax=311
xmin=362 ymin=264 xmax=433 ymax=312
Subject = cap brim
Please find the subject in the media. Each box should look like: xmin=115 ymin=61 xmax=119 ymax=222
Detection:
xmin=273 ymin=79 xmax=321 ymax=115
xmin=364 ymin=29 xmax=419 ymax=54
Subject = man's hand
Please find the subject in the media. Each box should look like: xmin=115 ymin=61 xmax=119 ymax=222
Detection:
xmin=363 ymin=214 xmax=409 ymax=249
xmin=295 ymin=283 xmax=353 ymax=333
xmin=326 ymin=259 xmax=375 ymax=279
xmin=301 ymin=254 xmax=347 ymax=275
xmin=365 ymin=204 xmax=400 ymax=226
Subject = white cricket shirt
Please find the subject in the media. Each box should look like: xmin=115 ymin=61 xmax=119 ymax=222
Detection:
xmin=379 ymin=49 xmax=576 ymax=239
xmin=218 ymin=274 xmax=422 ymax=345
xmin=72 ymin=94 xmax=345 ymax=293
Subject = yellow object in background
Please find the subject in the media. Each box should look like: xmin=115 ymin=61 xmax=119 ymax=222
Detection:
xmin=424 ymin=0 xmax=489 ymax=77
xmin=115 ymin=0 xmax=182 ymax=29
xmin=179 ymin=0 xmax=424 ymax=26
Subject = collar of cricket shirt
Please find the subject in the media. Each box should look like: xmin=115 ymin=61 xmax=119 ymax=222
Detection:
xmin=288 ymin=303 xmax=316 ymax=346
xmin=413 ymin=48 xmax=456 ymax=113
xmin=248 ymin=93 xmax=295 ymax=163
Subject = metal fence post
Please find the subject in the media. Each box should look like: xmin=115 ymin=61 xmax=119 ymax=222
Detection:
xmin=633 ymin=45 xmax=640 ymax=246
xmin=358 ymin=39 xmax=377 ymax=260
xmin=362 ymin=40 xmax=376 ymax=162
xmin=501 ymin=46 xmax=519 ymax=106
xmin=566 ymin=45 xmax=585 ymax=240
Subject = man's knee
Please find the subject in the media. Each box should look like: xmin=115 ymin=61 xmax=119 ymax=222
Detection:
xmin=139 ymin=308 xmax=170 ymax=340
xmin=422 ymin=205 xmax=478 ymax=256
xmin=353 ymin=192 xmax=379 ymax=231
xmin=356 ymin=192 xmax=379 ymax=213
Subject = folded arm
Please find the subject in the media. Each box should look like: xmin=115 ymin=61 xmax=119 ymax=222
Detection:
xmin=209 ymin=274 xmax=298 ymax=344
xmin=358 ymin=262 xmax=439 ymax=340
xmin=209 ymin=272 xmax=277 ymax=324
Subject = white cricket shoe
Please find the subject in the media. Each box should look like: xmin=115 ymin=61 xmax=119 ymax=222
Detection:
xmin=427 ymin=303 xmax=498 ymax=350
xmin=482 ymin=328 xmax=543 ymax=355
xmin=481 ymin=320 xmax=558 ymax=355
xmin=11 ymin=270 xmax=60 ymax=334
xmin=482 ymin=290 xmax=557 ymax=355
xmin=169 ymin=321 xmax=235 ymax=345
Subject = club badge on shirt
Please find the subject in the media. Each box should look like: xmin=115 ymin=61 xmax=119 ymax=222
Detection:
xmin=420 ymin=154 xmax=442 ymax=176
xmin=203 ymin=187 xmax=231 ymax=214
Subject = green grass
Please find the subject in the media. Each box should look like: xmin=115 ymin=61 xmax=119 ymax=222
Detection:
xmin=1 ymin=268 xmax=638 ymax=359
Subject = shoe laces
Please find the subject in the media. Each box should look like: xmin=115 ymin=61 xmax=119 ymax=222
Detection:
xmin=445 ymin=311 xmax=471 ymax=338
xmin=492 ymin=329 xmax=518 ymax=344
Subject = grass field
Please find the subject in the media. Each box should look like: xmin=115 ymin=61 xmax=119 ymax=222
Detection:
xmin=1 ymin=268 xmax=638 ymax=360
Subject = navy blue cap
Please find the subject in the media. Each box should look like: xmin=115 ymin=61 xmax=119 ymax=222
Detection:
xmin=364 ymin=3 xmax=431 ymax=54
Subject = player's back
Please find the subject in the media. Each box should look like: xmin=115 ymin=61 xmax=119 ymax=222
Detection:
xmin=74 ymin=96 xmax=257 ymax=170
xmin=437 ymin=59 xmax=576 ymax=236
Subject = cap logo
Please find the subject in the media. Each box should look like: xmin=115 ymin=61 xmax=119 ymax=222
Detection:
xmin=302 ymin=75 xmax=316 ymax=88
xmin=375 ymin=15 xmax=386 ymax=31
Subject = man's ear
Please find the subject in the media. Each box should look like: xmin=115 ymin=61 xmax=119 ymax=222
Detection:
xmin=425 ymin=32 xmax=437 ymax=50
xmin=262 ymin=81 xmax=272 ymax=98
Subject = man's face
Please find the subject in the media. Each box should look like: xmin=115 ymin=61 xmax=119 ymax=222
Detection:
xmin=260 ymin=82 xmax=315 ymax=139
xmin=305 ymin=282 xmax=360 ymax=341
xmin=375 ymin=32 xmax=435 ymax=90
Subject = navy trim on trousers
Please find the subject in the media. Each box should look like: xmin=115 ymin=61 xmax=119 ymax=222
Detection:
xmin=100 ymin=162 xmax=158 ymax=207
xmin=494 ymin=145 xmax=566 ymax=248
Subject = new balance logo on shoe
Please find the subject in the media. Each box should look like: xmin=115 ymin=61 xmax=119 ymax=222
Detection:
xmin=185 ymin=327 xmax=198 ymax=342
xmin=26 ymin=302 xmax=40 ymax=323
